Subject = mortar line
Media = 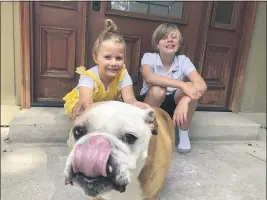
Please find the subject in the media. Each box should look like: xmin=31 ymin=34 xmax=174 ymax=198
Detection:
xmin=245 ymin=152 xmax=266 ymax=162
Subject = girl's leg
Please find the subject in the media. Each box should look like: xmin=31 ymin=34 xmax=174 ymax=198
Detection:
xmin=174 ymin=87 xmax=198 ymax=153
xmin=143 ymin=86 xmax=167 ymax=107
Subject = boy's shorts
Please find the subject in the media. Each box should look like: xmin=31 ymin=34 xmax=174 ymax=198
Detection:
xmin=136 ymin=92 xmax=177 ymax=118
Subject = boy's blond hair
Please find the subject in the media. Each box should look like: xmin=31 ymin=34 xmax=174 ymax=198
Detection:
xmin=92 ymin=19 xmax=126 ymax=56
xmin=151 ymin=23 xmax=183 ymax=52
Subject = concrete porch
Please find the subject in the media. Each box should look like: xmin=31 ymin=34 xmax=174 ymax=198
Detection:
xmin=1 ymin=127 xmax=266 ymax=200
xmin=1 ymin=106 xmax=266 ymax=200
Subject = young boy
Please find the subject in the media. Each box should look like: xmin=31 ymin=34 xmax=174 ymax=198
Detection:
xmin=137 ymin=23 xmax=207 ymax=153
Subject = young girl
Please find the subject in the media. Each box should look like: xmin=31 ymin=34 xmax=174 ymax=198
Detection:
xmin=137 ymin=23 xmax=207 ymax=153
xmin=63 ymin=19 xmax=150 ymax=121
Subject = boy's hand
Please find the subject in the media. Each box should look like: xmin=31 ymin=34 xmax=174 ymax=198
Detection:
xmin=173 ymin=99 xmax=190 ymax=127
xmin=181 ymin=82 xmax=201 ymax=100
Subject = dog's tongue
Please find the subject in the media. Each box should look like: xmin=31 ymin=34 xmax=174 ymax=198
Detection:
xmin=73 ymin=136 xmax=112 ymax=178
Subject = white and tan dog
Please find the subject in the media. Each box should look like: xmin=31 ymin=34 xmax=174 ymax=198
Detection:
xmin=64 ymin=101 xmax=175 ymax=200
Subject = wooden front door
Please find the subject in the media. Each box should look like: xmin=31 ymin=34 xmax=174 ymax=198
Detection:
xmin=29 ymin=1 xmax=256 ymax=111
xmin=195 ymin=1 xmax=248 ymax=111
xmin=31 ymin=2 xmax=86 ymax=106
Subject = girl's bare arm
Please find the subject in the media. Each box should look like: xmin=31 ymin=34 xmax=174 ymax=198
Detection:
xmin=78 ymin=86 xmax=94 ymax=109
xmin=121 ymin=85 xmax=150 ymax=109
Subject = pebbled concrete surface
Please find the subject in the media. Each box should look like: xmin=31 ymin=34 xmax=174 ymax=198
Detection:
xmin=160 ymin=141 xmax=266 ymax=200
xmin=1 ymin=128 xmax=266 ymax=200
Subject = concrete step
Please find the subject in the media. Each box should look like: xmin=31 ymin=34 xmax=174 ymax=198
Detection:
xmin=190 ymin=111 xmax=261 ymax=141
xmin=258 ymin=128 xmax=266 ymax=142
xmin=7 ymin=108 xmax=261 ymax=143
xmin=8 ymin=107 xmax=72 ymax=143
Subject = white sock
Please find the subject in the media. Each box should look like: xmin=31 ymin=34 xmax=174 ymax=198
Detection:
xmin=178 ymin=129 xmax=191 ymax=151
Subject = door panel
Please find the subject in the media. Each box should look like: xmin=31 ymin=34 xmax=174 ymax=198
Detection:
xmin=86 ymin=1 xmax=204 ymax=94
xmin=33 ymin=2 xmax=84 ymax=103
xmin=196 ymin=2 xmax=244 ymax=110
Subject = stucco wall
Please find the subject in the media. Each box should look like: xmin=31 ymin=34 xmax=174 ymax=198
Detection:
xmin=239 ymin=1 xmax=266 ymax=113
xmin=1 ymin=2 xmax=21 ymax=105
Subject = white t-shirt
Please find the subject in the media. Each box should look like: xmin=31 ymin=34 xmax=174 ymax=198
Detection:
xmin=140 ymin=53 xmax=196 ymax=95
xmin=77 ymin=65 xmax=133 ymax=92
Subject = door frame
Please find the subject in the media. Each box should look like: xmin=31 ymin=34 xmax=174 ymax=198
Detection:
xmin=19 ymin=1 xmax=258 ymax=112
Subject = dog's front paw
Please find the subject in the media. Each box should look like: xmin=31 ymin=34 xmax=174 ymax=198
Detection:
xmin=64 ymin=151 xmax=75 ymax=185
xmin=64 ymin=178 xmax=73 ymax=186
xmin=64 ymin=168 xmax=74 ymax=185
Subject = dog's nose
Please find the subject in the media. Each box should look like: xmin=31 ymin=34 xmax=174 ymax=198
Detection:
xmin=73 ymin=135 xmax=112 ymax=178
xmin=106 ymin=155 xmax=116 ymax=178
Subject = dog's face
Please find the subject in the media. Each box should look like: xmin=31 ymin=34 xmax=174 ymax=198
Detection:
xmin=64 ymin=101 xmax=157 ymax=198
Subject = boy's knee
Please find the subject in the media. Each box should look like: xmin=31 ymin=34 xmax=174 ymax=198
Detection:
xmin=149 ymin=86 xmax=166 ymax=100
xmin=174 ymin=90 xmax=199 ymax=107
xmin=174 ymin=89 xmax=184 ymax=103
xmin=190 ymin=99 xmax=198 ymax=107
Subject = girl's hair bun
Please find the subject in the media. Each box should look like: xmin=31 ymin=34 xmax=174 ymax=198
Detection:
xmin=104 ymin=19 xmax=117 ymax=32
xmin=92 ymin=19 xmax=125 ymax=56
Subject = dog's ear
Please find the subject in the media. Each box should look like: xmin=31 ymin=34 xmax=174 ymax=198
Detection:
xmin=143 ymin=108 xmax=158 ymax=135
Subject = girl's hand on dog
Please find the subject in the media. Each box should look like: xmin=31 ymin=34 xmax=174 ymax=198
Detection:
xmin=132 ymin=101 xmax=151 ymax=109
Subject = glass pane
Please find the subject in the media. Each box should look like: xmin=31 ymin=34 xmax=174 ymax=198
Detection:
xmin=110 ymin=1 xmax=184 ymax=19
xmin=149 ymin=4 xmax=169 ymax=17
xmin=169 ymin=2 xmax=184 ymax=18
xmin=110 ymin=1 xmax=128 ymax=11
xmin=128 ymin=2 xmax=148 ymax=14
xmin=215 ymin=2 xmax=234 ymax=24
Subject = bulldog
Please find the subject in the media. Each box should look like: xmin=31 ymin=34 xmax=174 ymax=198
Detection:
xmin=64 ymin=101 xmax=175 ymax=200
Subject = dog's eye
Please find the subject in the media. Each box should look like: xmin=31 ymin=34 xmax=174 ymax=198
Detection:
xmin=73 ymin=125 xmax=86 ymax=140
xmin=122 ymin=133 xmax=138 ymax=145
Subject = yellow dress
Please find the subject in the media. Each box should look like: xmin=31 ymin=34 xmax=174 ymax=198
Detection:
xmin=63 ymin=65 xmax=127 ymax=116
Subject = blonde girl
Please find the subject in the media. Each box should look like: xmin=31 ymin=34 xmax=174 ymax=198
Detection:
xmin=137 ymin=23 xmax=207 ymax=153
xmin=63 ymin=19 xmax=150 ymax=121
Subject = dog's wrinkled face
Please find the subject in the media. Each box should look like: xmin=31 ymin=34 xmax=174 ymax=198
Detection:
xmin=64 ymin=101 xmax=157 ymax=198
